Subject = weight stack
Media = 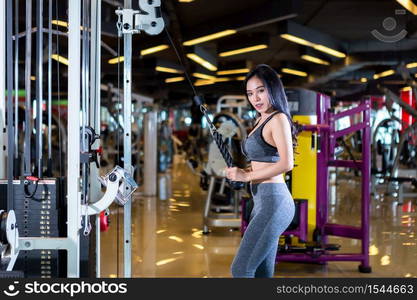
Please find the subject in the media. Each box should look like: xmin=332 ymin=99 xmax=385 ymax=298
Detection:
xmin=0 ymin=179 xmax=65 ymax=278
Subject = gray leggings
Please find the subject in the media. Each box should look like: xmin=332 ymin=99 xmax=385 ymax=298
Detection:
xmin=231 ymin=183 xmax=295 ymax=278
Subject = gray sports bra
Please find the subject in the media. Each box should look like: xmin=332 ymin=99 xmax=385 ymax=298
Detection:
xmin=241 ymin=111 xmax=280 ymax=163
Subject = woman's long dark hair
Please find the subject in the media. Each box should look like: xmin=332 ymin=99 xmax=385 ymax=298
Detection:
xmin=244 ymin=64 xmax=298 ymax=148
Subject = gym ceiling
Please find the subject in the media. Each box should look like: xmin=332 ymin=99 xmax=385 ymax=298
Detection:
xmin=16 ymin=0 xmax=417 ymax=104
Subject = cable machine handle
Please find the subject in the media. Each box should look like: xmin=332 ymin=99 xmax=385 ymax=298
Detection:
xmin=194 ymin=97 xmax=245 ymax=190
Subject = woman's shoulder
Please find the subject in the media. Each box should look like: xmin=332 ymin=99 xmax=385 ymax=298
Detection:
xmin=270 ymin=111 xmax=289 ymax=121
xmin=267 ymin=112 xmax=291 ymax=129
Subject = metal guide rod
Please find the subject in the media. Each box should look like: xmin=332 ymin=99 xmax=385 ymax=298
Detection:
xmin=24 ymin=0 xmax=32 ymax=176
xmin=67 ymin=0 xmax=81 ymax=277
xmin=13 ymin=27 xmax=117 ymax=57
xmin=0 ymin=0 xmax=5 ymax=179
xmin=6 ymin=0 xmax=14 ymax=207
xmin=47 ymin=0 xmax=52 ymax=169
xmin=14 ymin=0 xmax=18 ymax=161
xmin=90 ymin=0 xmax=102 ymax=278
xmin=35 ymin=0 xmax=43 ymax=178
xmin=123 ymin=0 xmax=132 ymax=278
xmin=81 ymin=0 xmax=89 ymax=237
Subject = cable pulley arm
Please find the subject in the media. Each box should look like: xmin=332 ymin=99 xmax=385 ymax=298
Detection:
xmin=82 ymin=166 xmax=138 ymax=216
xmin=115 ymin=0 xmax=164 ymax=36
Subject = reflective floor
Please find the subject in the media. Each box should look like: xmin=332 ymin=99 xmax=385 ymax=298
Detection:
xmin=101 ymin=155 xmax=417 ymax=278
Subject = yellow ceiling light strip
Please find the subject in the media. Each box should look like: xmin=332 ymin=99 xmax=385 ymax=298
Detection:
xmin=195 ymin=79 xmax=215 ymax=86
xmin=51 ymin=19 xmax=68 ymax=28
xmin=219 ymin=44 xmax=268 ymax=57
xmin=183 ymin=29 xmax=236 ymax=46
xmin=360 ymin=77 xmax=368 ymax=83
xmin=235 ymin=76 xmax=246 ymax=81
xmin=280 ymin=34 xmax=315 ymax=47
xmin=281 ymin=67 xmax=308 ymax=77
xmin=51 ymin=19 xmax=84 ymax=30
xmin=213 ymin=77 xmax=232 ymax=82
xmin=281 ymin=34 xmax=346 ymax=58
xmin=179 ymin=0 xmax=195 ymax=2
xmin=217 ymin=68 xmax=249 ymax=75
xmin=406 ymin=62 xmax=417 ymax=69
xmin=51 ymin=54 xmax=69 ymax=65
xmin=140 ymin=44 xmax=169 ymax=56
xmin=396 ymin=0 xmax=417 ymax=15
xmin=373 ymin=69 xmax=395 ymax=79
xmin=312 ymin=44 xmax=346 ymax=58
xmin=165 ymin=77 xmax=185 ymax=83
xmin=301 ymin=54 xmax=330 ymax=65
xmin=192 ymin=72 xmax=216 ymax=80
xmin=30 ymin=76 xmax=36 ymax=81
xmin=155 ymin=66 xmax=183 ymax=74
xmin=186 ymin=53 xmax=217 ymax=71
xmin=108 ymin=56 xmax=124 ymax=64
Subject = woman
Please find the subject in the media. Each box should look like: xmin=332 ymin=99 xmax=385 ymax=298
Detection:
xmin=226 ymin=64 xmax=296 ymax=278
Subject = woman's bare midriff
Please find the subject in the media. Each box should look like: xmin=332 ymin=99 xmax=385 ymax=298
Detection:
xmin=250 ymin=161 xmax=285 ymax=184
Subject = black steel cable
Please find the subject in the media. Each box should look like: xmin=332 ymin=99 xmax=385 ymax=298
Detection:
xmin=116 ymin=10 xmax=121 ymax=278
xmin=164 ymin=28 xmax=244 ymax=189
xmin=24 ymin=0 xmax=32 ymax=176
xmin=6 ymin=0 xmax=15 ymax=208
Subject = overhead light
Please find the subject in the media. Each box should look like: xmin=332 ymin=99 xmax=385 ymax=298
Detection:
xmin=235 ymin=76 xmax=246 ymax=81
xmin=195 ymin=79 xmax=215 ymax=86
xmin=360 ymin=77 xmax=368 ymax=83
xmin=51 ymin=54 xmax=69 ymax=66
xmin=217 ymin=68 xmax=250 ymax=75
xmin=183 ymin=29 xmax=236 ymax=46
xmin=213 ymin=77 xmax=233 ymax=82
xmin=281 ymin=67 xmax=308 ymax=77
xmin=396 ymin=0 xmax=417 ymax=15
xmin=108 ymin=56 xmax=124 ymax=64
xmin=280 ymin=34 xmax=315 ymax=47
xmin=178 ymin=0 xmax=194 ymax=2
xmin=373 ymin=69 xmax=395 ymax=79
xmin=51 ymin=20 xmax=68 ymax=28
xmin=279 ymin=21 xmax=346 ymax=58
xmin=406 ymin=62 xmax=417 ymax=69
xmin=187 ymin=53 xmax=217 ymax=71
xmin=186 ymin=45 xmax=217 ymax=71
xmin=30 ymin=76 xmax=36 ymax=81
xmin=51 ymin=19 xmax=84 ymax=30
xmin=218 ymin=33 xmax=269 ymax=58
xmin=140 ymin=45 xmax=169 ymax=56
xmin=155 ymin=66 xmax=183 ymax=74
xmin=301 ymin=54 xmax=330 ymax=65
xmin=165 ymin=77 xmax=185 ymax=83
xmin=219 ymin=44 xmax=268 ymax=57
xmin=155 ymin=59 xmax=184 ymax=74
xmin=192 ymin=72 xmax=216 ymax=80
xmin=313 ymin=44 xmax=346 ymax=58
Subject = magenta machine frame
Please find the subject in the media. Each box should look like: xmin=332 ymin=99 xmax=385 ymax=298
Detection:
xmin=241 ymin=93 xmax=372 ymax=273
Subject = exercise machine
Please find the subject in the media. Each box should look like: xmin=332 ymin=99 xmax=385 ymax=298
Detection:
xmin=241 ymin=88 xmax=372 ymax=273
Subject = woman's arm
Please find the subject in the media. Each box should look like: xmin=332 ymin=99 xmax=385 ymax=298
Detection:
xmin=226 ymin=113 xmax=293 ymax=182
